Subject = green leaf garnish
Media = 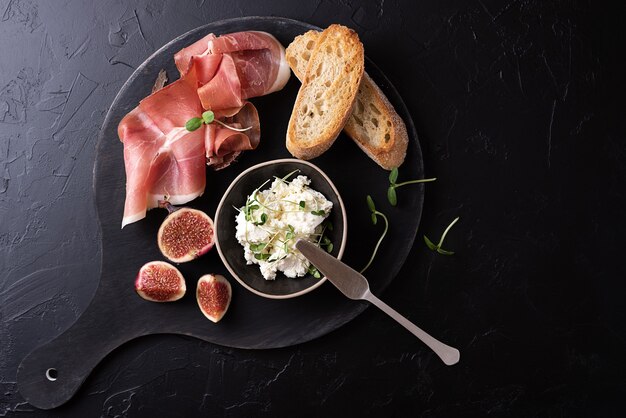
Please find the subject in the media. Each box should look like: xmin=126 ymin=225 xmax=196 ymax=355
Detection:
xmin=387 ymin=186 xmax=397 ymax=206
xmin=386 ymin=167 xmax=436 ymax=206
xmin=307 ymin=264 xmax=322 ymax=279
xmin=423 ymin=235 xmax=437 ymax=251
xmin=423 ymin=217 xmax=459 ymax=255
xmin=186 ymin=109 xmax=251 ymax=132
xmin=202 ymin=110 xmax=215 ymax=124
xmin=311 ymin=210 xmax=326 ymax=216
xmin=437 ymin=248 xmax=455 ymax=255
xmin=299 ymin=200 xmax=306 ymax=209
xmin=253 ymin=213 xmax=267 ymax=226
xmin=389 ymin=167 xmax=399 ymax=184
xmin=366 ymin=195 xmax=376 ymax=212
xmin=185 ymin=117 xmax=203 ymax=131
xmin=244 ymin=203 xmax=260 ymax=221
xmin=326 ymin=242 xmax=333 ymax=253
xmin=254 ymin=253 xmax=271 ymax=261
xmin=371 ymin=213 xmax=377 ymax=225
xmin=308 ymin=265 xmax=322 ymax=279
xmin=250 ymin=242 xmax=267 ymax=252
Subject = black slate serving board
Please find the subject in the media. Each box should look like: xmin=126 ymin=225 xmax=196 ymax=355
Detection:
xmin=16 ymin=17 xmax=425 ymax=409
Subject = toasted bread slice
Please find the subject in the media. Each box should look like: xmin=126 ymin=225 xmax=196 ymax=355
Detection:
xmin=286 ymin=30 xmax=408 ymax=169
xmin=286 ymin=25 xmax=364 ymax=160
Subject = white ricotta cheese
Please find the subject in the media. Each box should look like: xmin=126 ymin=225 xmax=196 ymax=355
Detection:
xmin=235 ymin=174 xmax=333 ymax=280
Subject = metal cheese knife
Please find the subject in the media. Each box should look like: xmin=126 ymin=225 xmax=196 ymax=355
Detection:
xmin=296 ymin=240 xmax=460 ymax=366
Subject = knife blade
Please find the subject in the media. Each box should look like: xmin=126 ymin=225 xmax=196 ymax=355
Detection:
xmin=296 ymin=239 xmax=369 ymax=300
xmin=296 ymin=239 xmax=460 ymax=366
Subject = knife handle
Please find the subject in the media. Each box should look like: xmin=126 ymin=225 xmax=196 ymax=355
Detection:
xmin=364 ymin=291 xmax=460 ymax=366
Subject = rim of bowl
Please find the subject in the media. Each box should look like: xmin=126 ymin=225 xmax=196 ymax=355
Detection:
xmin=214 ymin=158 xmax=348 ymax=299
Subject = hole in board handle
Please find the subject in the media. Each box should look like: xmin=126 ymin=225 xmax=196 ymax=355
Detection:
xmin=45 ymin=368 xmax=58 ymax=381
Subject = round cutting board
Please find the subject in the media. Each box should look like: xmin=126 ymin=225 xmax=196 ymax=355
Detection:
xmin=17 ymin=17 xmax=425 ymax=409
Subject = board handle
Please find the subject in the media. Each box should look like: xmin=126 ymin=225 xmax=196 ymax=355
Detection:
xmin=17 ymin=302 xmax=130 ymax=409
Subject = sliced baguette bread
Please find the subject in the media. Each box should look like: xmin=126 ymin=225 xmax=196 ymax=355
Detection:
xmin=286 ymin=30 xmax=408 ymax=170
xmin=286 ymin=25 xmax=364 ymax=160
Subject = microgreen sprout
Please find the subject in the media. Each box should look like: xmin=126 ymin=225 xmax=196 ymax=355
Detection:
xmin=202 ymin=111 xmax=214 ymax=124
xmin=244 ymin=203 xmax=259 ymax=221
xmin=315 ymin=220 xmax=334 ymax=254
xmin=186 ymin=110 xmax=253 ymax=132
xmin=423 ymin=217 xmax=459 ymax=255
xmin=253 ymin=213 xmax=267 ymax=226
xmin=185 ymin=117 xmax=203 ymax=131
xmin=360 ymin=195 xmax=389 ymax=273
xmin=308 ymin=265 xmax=322 ymax=279
xmin=387 ymin=167 xmax=437 ymax=206
xmin=321 ymin=236 xmax=333 ymax=253
xmin=249 ymin=242 xmax=266 ymax=252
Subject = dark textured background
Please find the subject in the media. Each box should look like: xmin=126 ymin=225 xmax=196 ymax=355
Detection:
xmin=1 ymin=0 xmax=625 ymax=416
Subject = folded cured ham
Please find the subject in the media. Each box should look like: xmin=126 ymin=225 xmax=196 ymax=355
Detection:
xmin=118 ymin=31 xmax=290 ymax=228
xmin=175 ymin=31 xmax=290 ymax=109
xmin=207 ymin=102 xmax=261 ymax=169
xmin=118 ymin=73 xmax=206 ymax=228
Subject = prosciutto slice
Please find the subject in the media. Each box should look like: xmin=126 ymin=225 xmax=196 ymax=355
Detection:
xmin=180 ymin=31 xmax=291 ymax=110
xmin=118 ymin=76 xmax=206 ymax=228
xmin=174 ymin=33 xmax=216 ymax=76
xmin=119 ymin=31 xmax=288 ymax=228
xmin=198 ymin=53 xmax=243 ymax=110
xmin=208 ymin=31 xmax=290 ymax=95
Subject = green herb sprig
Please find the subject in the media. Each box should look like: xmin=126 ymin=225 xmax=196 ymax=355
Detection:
xmin=360 ymin=195 xmax=389 ymax=273
xmin=244 ymin=203 xmax=259 ymax=221
xmin=307 ymin=221 xmax=335 ymax=279
xmin=321 ymin=235 xmax=333 ymax=253
xmin=308 ymin=265 xmax=322 ymax=279
xmin=186 ymin=110 xmax=252 ymax=132
xmin=387 ymin=167 xmax=437 ymax=206
xmin=253 ymin=213 xmax=268 ymax=226
xmin=423 ymin=217 xmax=459 ymax=255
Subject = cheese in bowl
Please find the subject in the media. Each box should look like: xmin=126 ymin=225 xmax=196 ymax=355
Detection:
xmin=235 ymin=172 xmax=333 ymax=280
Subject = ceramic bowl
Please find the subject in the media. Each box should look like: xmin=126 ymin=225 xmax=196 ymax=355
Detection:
xmin=214 ymin=159 xmax=347 ymax=299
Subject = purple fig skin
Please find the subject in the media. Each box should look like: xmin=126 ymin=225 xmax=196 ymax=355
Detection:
xmin=157 ymin=207 xmax=215 ymax=263
xmin=196 ymin=274 xmax=232 ymax=323
xmin=135 ymin=261 xmax=186 ymax=302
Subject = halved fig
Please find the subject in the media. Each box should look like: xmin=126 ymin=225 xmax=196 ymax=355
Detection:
xmin=157 ymin=202 xmax=215 ymax=263
xmin=196 ymin=274 xmax=232 ymax=323
xmin=135 ymin=261 xmax=186 ymax=302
